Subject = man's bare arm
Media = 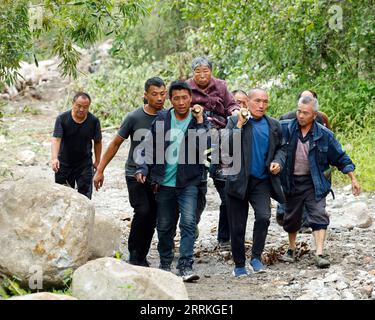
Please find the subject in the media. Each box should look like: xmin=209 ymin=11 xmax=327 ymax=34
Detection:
xmin=93 ymin=140 xmax=102 ymax=170
xmin=93 ymin=135 xmax=124 ymax=190
xmin=51 ymin=137 xmax=61 ymax=172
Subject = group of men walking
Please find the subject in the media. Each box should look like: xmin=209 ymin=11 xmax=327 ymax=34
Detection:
xmin=51 ymin=57 xmax=361 ymax=282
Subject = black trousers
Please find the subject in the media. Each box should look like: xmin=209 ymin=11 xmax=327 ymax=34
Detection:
xmin=55 ymin=161 xmax=93 ymax=199
xmin=214 ymin=179 xmax=230 ymax=242
xmin=126 ymin=176 xmax=157 ymax=262
xmin=227 ymin=177 xmax=271 ymax=268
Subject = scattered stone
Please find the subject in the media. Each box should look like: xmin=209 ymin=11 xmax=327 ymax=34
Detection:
xmin=16 ymin=150 xmax=36 ymax=166
xmin=331 ymin=201 xmax=372 ymax=229
xmin=363 ymin=256 xmax=374 ymax=265
xmin=341 ymin=289 xmax=355 ymax=300
xmin=8 ymin=293 xmax=77 ymax=300
xmin=71 ymin=258 xmax=188 ymax=300
xmin=359 ymin=285 xmax=373 ymax=298
xmin=336 ymin=281 xmax=348 ymax=290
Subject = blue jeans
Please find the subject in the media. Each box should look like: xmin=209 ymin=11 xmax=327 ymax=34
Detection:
xmin=155 ymin=185 xmax=198 ymax=269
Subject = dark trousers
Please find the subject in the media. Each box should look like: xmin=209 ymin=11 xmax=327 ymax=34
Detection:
xmin=214 ymin=179 xmax=230 ymax=242
xmin=196 ymin=171 xmax=208 ymax=225
xmin=227 ymin=177 xmax=271 ymax=268
xmin=155 ymin=185 xmax=198 ymax=269
xmin=126 ymin=176 xmax=157 ymax=262
xmin=283 ymin=175 xmax=329 ymax=233
xmin=55 ymin=161 xmax=93 ymax=199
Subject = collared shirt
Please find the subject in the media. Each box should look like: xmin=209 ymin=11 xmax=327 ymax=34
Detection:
xmin=249 ymin=117 xmax=269 ymax=179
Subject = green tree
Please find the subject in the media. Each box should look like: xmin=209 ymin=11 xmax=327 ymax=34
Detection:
xmin=178 ymin=0 xmax=374 ymax=82
xmin=0 ymin=0 xmax=150 ymax=85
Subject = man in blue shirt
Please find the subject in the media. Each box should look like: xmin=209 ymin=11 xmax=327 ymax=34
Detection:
xmin=135 ymin=80 xmax=210 ymax=282
xmin=224 ymin=88 xmax=286 ymax=277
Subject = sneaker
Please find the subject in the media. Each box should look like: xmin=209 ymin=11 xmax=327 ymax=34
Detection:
xmin=218 ymin=240 xmax=231 ymax=251
xmin=179 ymin=267 xmax=199 ymax=282
xmin=315 ymin=255 xmax=330 ymax=268
xmin=232 ymin=267 xmax=249 ymax=278
xmin=279 ymin=249 xmax=296 ymax=263
xmin=250 ymin=258 xmax=266 ymax=273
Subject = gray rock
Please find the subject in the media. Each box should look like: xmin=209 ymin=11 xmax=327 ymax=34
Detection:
xmin=16 ymin=150 xmax=36 ymax=166
xmin=336 ymin=281 xmax=349 ymax=290
xmin=71 ymin=257 xmax=188 ymax=300
xmin=89 ymin=214 xmax=123 ymax=259
xmin=0 ymin=178 xmax=95 ymax=287
xmin=8 ymin=292 xmax=77 ymax=300
xmin=330 ymin=201 xmax=372 ymax=229
xmin=341 ymin=289 xmax=355 ymax=300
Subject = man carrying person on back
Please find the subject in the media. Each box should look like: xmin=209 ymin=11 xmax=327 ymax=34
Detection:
xmin=135 ymin=80 xmax=210 ymax=282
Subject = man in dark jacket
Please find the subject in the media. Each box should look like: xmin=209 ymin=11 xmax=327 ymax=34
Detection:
xmin=279 ymin=96 xmax=361 ymax=268
xmin=276 ymin=89 xmax=332 ymax=230
xmin=135 ymin=80 xmax=210 ymax=282
xmin=224 ymin=88 xmax=286 ymax=277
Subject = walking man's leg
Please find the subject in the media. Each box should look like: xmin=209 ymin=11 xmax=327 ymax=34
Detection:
xmin=126 ymin=176 xmax=157 ymax=266
xmin=248 ymin=178 xmax=271 ymax=273
xmin=177 ymin=185 xmax=199 ymax=282
xmin=76 ymin=163 xmax=94 ymax=199
xmin=155 ymin=187 xmax=178 ymax=270
xmin=227 ymin=190 xmax=249 ymax=277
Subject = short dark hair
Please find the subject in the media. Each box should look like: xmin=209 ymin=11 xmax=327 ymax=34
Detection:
xmin=168 ymin=80 xmax=192 ymax=98
xmin=145 ymin=77 xmax=165 ymax=92
xmin=73 ymin=92 xmax=91 ymax=103
xmin=232 ymin=89 xmax=248 ymax=96
xmin=297 ymin=90 xmax=318 ymax=100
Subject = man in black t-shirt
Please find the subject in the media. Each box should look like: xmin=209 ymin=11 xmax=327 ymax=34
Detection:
xmin=93 ymin=77 xmax=167 ymax=267
xmin=51 ymin=92 xmax=102 ymax=199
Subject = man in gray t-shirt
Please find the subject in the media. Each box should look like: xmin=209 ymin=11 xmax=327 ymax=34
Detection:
xmin=117 ymin=107 xmax=158 ymax=176
xmin=94 ymin=77 xmax=167 ymax=266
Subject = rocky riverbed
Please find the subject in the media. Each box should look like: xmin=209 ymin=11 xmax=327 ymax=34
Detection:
xmin=0 ymin=59 xmax=374 ymax=300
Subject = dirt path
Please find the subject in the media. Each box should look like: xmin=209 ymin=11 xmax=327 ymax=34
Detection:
xmin=1 ymin=72 xmax=375 ymax=300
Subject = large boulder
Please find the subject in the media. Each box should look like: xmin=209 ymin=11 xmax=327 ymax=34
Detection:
xmin=330 ymin=201 xmax=372 ymax=229
xmin=89 ymin=214 xmax=123 ymax=259
xmin=0 ymin=178 xmax=95 ymax=287
xmin=71 ymin=258 xmax=189 ymax=300
xmin=8 ymin=293 xmax=77 ymax=300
